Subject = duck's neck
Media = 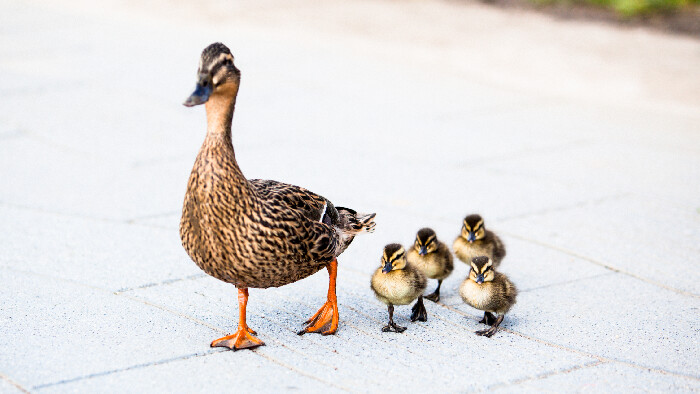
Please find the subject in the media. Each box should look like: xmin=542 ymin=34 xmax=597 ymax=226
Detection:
xmin=201 ymin=87 xmax=256 ymax=204
xmin=204 ymin=91 xmax=237 ymax=144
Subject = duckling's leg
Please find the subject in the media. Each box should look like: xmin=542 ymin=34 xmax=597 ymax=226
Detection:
xmin=298 ymin=259 xmax=339 ymax=336
xmin=476 ymin=314 xmax=504 ymax=338
xmin=211 ymin=288 xmax=265 ymax=350
xmin=410 ymin=295 xmax=428 ymax=322
xmin=479 ymin=312 xmax=496 ymax=325
xmin=424 ymin=280 xmax=443 ymax=302
xmin=382 ymin=304 xmax=407 ymax=333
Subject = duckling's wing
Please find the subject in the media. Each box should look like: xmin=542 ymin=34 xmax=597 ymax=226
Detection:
xmin=250 ymin=179 xmax=338 ymax=224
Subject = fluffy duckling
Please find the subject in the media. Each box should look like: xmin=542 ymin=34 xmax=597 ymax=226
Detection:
xmin=371 ymin=244 xmax=428 ymax=332
xmin=406 ymin=228 xmax=454 ymax=302
xmin=453 ymin=214 xmax=506 ymax=268
xmin=459 ymin=256 xmax=517 ymax=337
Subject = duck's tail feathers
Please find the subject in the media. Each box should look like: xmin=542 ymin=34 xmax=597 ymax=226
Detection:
xmin=336 ymin=207 xmax=376 ymax=235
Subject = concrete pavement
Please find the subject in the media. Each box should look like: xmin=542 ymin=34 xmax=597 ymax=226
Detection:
xmin=1 ymin=0 xmax=699 ymax=392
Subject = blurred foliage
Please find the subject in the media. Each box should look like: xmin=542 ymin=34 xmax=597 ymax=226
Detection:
xmin=533 ymin=0 xmax=699 ymax=16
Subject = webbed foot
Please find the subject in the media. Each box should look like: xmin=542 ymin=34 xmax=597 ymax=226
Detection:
xmin=410 ymin=296 xmax=428 ymax=322
xmin=382 ymin=323 xmax=407 ymax=333
xmin=211 ymin=326 xmax=264 ymax=350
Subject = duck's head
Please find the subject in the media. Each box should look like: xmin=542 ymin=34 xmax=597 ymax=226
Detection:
xmin=469 ymin=256 xmax=494 ymax=284
xmin=414 ymin=228 xmax=438 ymax=256
xmin=184 ymin=42 xmax=241 ymax=107
xmin=460 ymin=214 xmax=485 ymax=243
xmin=381 ymin=243 xmax=407 ymax=273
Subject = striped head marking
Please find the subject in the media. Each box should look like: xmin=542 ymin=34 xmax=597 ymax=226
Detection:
xmin=469 ymin=256 xmax=493 ymax=284
xmin=381 ymin=243 xmax=406 ymax=273
xmin=461 ymin=214 xmax=485 ymax=243
xmin=414 ymin=228 xmax=437 ymax=256
xmin=184 ymin=43 xmax=241 ymax=107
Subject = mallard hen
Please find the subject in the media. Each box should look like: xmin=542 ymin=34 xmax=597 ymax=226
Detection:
xmin=180 ymin=43 xmax=376 ymax=350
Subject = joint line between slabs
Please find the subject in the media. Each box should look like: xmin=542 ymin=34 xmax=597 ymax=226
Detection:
xmin=495 ymin=192 xmax=630 ymax=223
xmin=32 ymin=351 xmax=220 ymax=390
xmin=113 ymin=293 xmax=352 ymax=392
xmin=485 ymin=360 xmax=608 ymax=391
xmin=437 ymin=302 xmax=700 ymax=381
xmin=0 ymin=372 xmax=31 ymax=394
xmin=113 ymin=273 xmax=207 ymax=294
xmin=498 ymin=230 xmax=699 ymax=299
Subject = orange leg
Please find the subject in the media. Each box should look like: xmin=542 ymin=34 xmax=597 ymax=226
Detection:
xmin=211 ymin=288 xmax=265 ymax=350
xmin=298 ymin=259 xmax=339 ymax=336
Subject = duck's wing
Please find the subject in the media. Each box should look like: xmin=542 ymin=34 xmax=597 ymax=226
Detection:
xmin=250 ymin=179 xmax=345 ymax=262
xmin=250 ymin=179 xmax=339 ymax=225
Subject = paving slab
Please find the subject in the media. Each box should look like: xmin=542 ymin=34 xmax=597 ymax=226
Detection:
xmin=0 ymin=270 xmax=220 ymax=390
xmin=0 ymin=206 xmax=199 ymax=291
xmin=513 ymin=273 xmax=699 ymax=377
xmin=499 ymin=195 xmax=700 ymax=295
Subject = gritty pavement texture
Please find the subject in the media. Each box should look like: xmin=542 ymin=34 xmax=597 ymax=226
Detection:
xmin=1 ymin=0 xmax=699 ymax=392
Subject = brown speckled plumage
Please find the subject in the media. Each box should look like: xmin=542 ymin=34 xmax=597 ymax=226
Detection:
xmin=179 ymin=43 xmax=376 ymax=290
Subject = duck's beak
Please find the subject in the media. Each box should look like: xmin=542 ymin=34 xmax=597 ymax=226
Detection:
xmin=467 ymin=232 xmax=476 ymax=243
xmin=183 ymin=76 xmax=212 ymax=107
xmin=475 ymin=274 xmax=484 ymax=284
xmin=418 ymin=246 xmax=427 ymax=256
xmin=382 ymin=261 xmax=393 ymax=274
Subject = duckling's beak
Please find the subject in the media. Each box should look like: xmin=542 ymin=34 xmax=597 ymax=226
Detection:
xmin=418 ymin=246 xmax=427 ymax=256
xmin=382 ymin=261 xmax=393 ymax=274
xmin=467 ymin=232 xmax=476 ymax=243
xmin=475 ymin=274 xmax=484 ymax=284
xmin=183 ymin=76 xmax=212 ymax=107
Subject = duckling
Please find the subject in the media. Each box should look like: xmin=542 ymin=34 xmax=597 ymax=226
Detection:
xmin=459 ymin=256 xmax=517 ymax=337
xmin=180 ymin=43 xmax=376 ymax=350
xmin=406 ymin=228 xmax=453 ymax=302
xmin=371 ymin=244 xmax=428 ymax=332
xmin=453 ymin=214 xmax=506 ymax=268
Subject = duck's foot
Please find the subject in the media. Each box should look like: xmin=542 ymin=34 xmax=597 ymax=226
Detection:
xmin=298 ymin=260 xmax=339 ymax=336
xmin=475 ymin=327 xmax=498 ymax=338
xmin=382 ymin=323 xmax=407 ymax=333
xmin=410 ymin=296 xmax=428 ymax=322
xmin=479 ymin=312 xmax=496 ymax=326
xmin=424 ymin=291 xmax=440 ymax=303
xmin=298 ymin=299 xmax=338 ymax=335
xmin=475 ymin=314 xmax=504 ymax=338
xmin=211 ymin=326 xmax=264 ymax=350
xmin=424 ymin=280 xmax=442 ymax=303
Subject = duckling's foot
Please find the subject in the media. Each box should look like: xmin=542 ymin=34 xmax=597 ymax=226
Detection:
xmin=298 ymin=260 xmax=339 ymax=336
xmin=424 ymin=291 xmax=440 ymax=303
xmin=475 ymin=327 xmax=498 ymax=338
xmin=211 ymin=327 xmax=265 ymax=350
xmin=479 ymin=312 xmax=496 ymax=326
xmin=424 ymin=280 xmax=442 ymax=302
xmin=475 ymin=315 xmax=504 ymax=338
xmin=382 ymin=323 xmax=407 ymax=333
xmin=410 ymin=296 xmax=428 ymax=322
